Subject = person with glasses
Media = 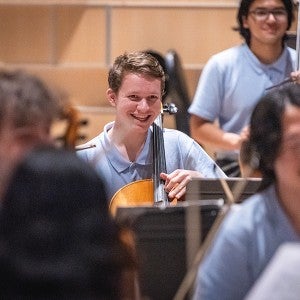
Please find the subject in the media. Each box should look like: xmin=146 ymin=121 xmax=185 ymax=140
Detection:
xmin=192 ymin=84 xmax=300 ymax=300
xmin=188 ymin=0 xmax=296 ymax=177
xmin=249 ymin=6 xmax=288 ymax=21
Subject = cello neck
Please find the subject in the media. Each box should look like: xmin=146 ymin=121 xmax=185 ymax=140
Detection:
xmin=152 ymin=103 xmax=178 ymax=206
xmin=152 ymin=115 xmax=168 ymax=206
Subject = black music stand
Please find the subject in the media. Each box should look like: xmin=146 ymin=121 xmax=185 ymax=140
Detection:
xmin=185 ymin=177 xmax=262 ymax=204
xmin=116 ymin=200 xmax=223 ymax=300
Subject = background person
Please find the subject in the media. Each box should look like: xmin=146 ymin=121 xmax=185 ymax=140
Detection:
xmin=0 ymin=146 xmax=137 ymax=299
xmin=189 ymin=0 xmax=296 ymax=177
xmin=193 ymin=84 xmax=300 ymax=300
xmin=0 ymin=69 xmax=63 ymax=198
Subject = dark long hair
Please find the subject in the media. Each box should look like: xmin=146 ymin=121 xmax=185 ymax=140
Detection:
xmin=0 ymin=146 xmax=136 ymax=299
xmin=249 ymin=84 xmax=300 ymax=190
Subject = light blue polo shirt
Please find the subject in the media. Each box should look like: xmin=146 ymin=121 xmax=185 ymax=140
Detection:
xmin=188 ymin=44 xmax=296 ymax=159
xmin=77 ymin=122 xmax=226 ymax=201
xmin=193 ymin=185 xmax=300 ymax=300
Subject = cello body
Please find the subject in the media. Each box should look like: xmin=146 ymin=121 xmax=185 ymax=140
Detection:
xmin=109 ymin=179 xmax=177 ymax=217
xmin=109 ymin=179 xmax=153 ymax=217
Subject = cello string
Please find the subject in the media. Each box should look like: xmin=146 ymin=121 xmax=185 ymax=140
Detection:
xmin=152 ymin=120 xmax=168 ymax=205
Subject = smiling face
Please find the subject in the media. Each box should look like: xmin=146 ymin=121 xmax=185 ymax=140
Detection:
xmin=107 ymin=72 xmax=162 ymax=134
xmin=242 ymin=0 xmax=289 ymax=47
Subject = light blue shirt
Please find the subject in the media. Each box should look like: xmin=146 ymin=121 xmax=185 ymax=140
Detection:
xmin=188 ymin=44 xmax=296 ymax=159
xmin=77 ymin=122 xmax=226 ymax=201
xmin=193 ymin=185 xmax=300 ymax=300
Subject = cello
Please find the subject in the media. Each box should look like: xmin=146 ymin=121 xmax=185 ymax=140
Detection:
xmin=109 ymin=103 xmax=178 ymax=217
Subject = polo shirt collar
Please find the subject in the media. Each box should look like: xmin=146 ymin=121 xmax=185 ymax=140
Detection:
xmin=102 ymin=121 xmax=152 ymax=173
xmin=242 ymin=43 xmax=288 ymax=75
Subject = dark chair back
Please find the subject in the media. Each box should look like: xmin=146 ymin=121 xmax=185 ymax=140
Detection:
xmin=165 ymin=50 xmax=191 ymax=135
xmin=145 ymin=49 xmax=169 ymax=103
xmin=145 ymin=49 xmax=191 ymax=135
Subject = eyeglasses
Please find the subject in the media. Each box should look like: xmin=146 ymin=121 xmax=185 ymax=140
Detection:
xmin=249 ymin=8 xmax=287 ymax=22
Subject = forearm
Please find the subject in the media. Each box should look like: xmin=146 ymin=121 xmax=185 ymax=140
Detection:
xmin=190 ymin=116 xmax=243 ymax=151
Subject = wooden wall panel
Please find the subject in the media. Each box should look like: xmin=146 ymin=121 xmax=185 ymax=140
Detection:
xmin=110 ymin=7 xmax=242 ymax=66
xmin=55 ymin=7 xmax=106 ymax=64
xmin=184 ymin=68 xmax=201 ymax=100
xmin=0 ymin=7 xmax=52 ymax=63
xmin=24 ymin=66 xmax=109 ymax=106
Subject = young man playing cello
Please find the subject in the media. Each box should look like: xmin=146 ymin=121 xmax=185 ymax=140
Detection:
xmin=77 ymin=51 xmax=226 ymax=206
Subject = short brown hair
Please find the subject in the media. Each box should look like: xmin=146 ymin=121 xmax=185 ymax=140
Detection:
xmin=108 ymin=51 xmax=166 ymax=96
